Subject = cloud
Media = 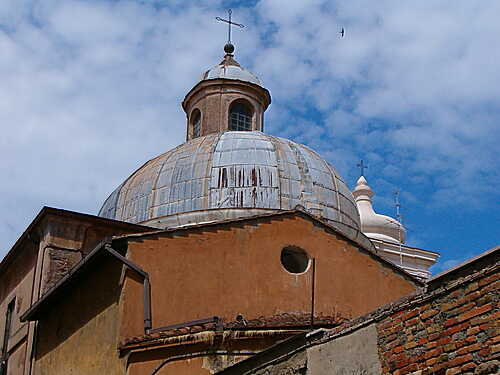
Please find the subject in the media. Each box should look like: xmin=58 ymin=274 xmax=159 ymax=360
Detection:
xmin=252 ymin=2 xmax=499 ymax=206
xmin=1 ymin=0 xmax=499 ymax=264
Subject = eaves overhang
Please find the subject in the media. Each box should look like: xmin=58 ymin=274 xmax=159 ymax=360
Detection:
xmin=0 ymin=206 xmax=154 ymax=276
xmin=20 ymin=208 xmax=425 ymax=323
xmin=114 ymin=208 xmax=424 ymax=287
xmin=20 ymin=238 xmax=112 ymax=322
xmin=371 ymin=238 xmax=440 ymax=258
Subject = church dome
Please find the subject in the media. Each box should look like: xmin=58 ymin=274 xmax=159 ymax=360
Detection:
xmin=353 ymin=176 xmax=406 ymax=244
xmin=99 ymin=131 xmax=362 ymax=241
xmin=199 ymin=53 xmax=261 ymax=86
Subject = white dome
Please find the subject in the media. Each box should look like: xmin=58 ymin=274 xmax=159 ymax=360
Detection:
xmin=353 ymin=176 xmax=406 ymax=244
xmin=99 ymin=131 xmax=366 ymax=244
xmin=199 ymin=54 xmax=261 ymax=86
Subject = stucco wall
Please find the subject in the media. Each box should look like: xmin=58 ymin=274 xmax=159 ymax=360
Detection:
xmin=244 ymin=326 xmax=381 ymax=375
xmin=34 ymin=254 xmax=126 ymax=375
xmin=307 ymin=324 xmax=381 ymax=375
xmin=129 ymin=353 xmax=259 ymax=375
xmin=40 ymin=215 xmax=146 ymax=294
xmin=128 ymin=352 xmax=212 ymax=375
xmin=235 ymin=249 xmax=499 ymax=375
xmin=0 ymin=242 xmax=37 ymax=375
xmin=0 ymin=209 xmax=153 ymax=375
xmin=5 ymin=342 xmax=26 ymax=375
xmin=250 ymin=351 xmax=307 ymax=375
xmin=126 ymin=336 xmax=273 ymax=375
xmin=120 ymin=215 xmax=417 ymax=343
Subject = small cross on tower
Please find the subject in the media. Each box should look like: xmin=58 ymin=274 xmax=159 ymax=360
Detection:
xmin=357 ymin=160 xmax=368 ymax=177
xmin=216 ymin=9 xmax=245 ymax=54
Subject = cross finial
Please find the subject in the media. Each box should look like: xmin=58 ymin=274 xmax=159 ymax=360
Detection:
xmin=394 ymin=190 xmax=402 ymax=221
xmin=216 ymin=9 xmax=245 ymax=54
xmin=357 ymin=160 xmax=368 ymax=177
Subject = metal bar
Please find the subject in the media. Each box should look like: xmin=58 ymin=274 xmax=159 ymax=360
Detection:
xmin=144 ymin=277 xmax=152 ymax=331
xmin=21 ymin=239 xmax=112 ymax=322
xmin=104 ymin=245 xmax=151 ymax=333
xmin=105 ymin=245 xmax=148 ymax=278
xmin=148 ymin=316 xmax=221 ymax=335
xmin=150 ymin=350 xmax=257 ymax=375
xmin=310 ymin=258 xmax=316 ymax=327
xmin=228 ymin=9 xmax=232 ymax=42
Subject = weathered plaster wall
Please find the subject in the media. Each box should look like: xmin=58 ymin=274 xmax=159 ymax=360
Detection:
xmin=0 ymin=247 xmax=36 ymax=345
xmin=237 ymin=250 xmax=499 ymax=375
xmin=39 ymin=215 xmax=145 ymax=293
xmin=5 ymin=342 xmax=27 ymax=375
xmin=252 ymin=351 xmax=307 ymax=375
xmin=0 ymin=242 xmax=37 ymax=308
xmin=1 ymin=210 xmax=151 ymax=375
xmin=127 ymin=349 xmax=212 ymax=375
xmin=245 ymin=325 xmax=383 ymax=375
xmin=0 ymin=241 xmax=37 ymax=375
xmin=126 ymin=335 xmax=274 ymax=375
xmin=308 ymin=324 xmax=381 ymax=375
xmin=34 ymin=254 xmax=125 ymax=375
xmin=130 ymin=353 xmax=257 ymax=375
xmin=120 ymin=215 xmax=417 ymax=342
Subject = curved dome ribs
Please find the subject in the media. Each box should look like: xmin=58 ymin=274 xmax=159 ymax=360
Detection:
xmin=119 ymin=153 xmax=167 ymax=223
xmin=99 ymin=182 xmax=124 ymax=220
xmin=201 ymin=57 xmax=261 ymax=86
xmin=287 ymin=141 xmax=314 ymax=208
xmin=99 ymin=132 xmax=362 ymax=244
xmin=98 ymin=48 xmax=373 ymax=247
xmin=210 ymin=132 xmax=280 ymax=210
xmin=151 ymin=134 xmax=220 ymax=221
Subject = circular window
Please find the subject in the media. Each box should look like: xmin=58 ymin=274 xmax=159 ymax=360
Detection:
xmin=280 ymin=246 xmax=310 ymax=274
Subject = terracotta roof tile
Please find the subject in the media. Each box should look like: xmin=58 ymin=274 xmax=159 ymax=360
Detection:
xmin=120 ymin=312 xmax=345 ymax=349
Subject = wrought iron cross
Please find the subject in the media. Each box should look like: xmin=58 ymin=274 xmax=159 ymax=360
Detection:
xmin=357 ymin=160 xmax=368 ymax=176
xmin=216 ymin=9 xmax=245 ymax=44
xmin=394 ymin=190 xmax=402 ymax=221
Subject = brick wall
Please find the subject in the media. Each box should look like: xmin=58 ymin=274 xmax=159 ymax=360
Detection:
xmin=377 ymin=264 xmax=499 ymax=375
xmin=216 ymin=249 xmax=498 ymax=375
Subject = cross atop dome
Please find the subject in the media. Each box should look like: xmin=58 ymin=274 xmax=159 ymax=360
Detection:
xmin=357 ymin=159 xmax=368 ymax=177
xmin=216 ymin=9 xmax=245 ymax=56
xmin=181 ymin=28 xmax=271 ymax=141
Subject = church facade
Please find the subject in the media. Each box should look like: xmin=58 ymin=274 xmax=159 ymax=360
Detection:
xmin=0 ymin=43 xmax=452 ymax=375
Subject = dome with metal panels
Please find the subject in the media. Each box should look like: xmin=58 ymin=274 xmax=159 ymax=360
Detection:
xmin=99 ymin=131 xmax=364 ymax=243
xmin=199 ymin=52 xmax=261 ymax=86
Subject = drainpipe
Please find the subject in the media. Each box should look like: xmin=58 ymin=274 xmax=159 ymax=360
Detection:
xmin=310 ymin=257 xmax=316 ymax=328
xmin=104 ymin=244 xmax=152 ymax=332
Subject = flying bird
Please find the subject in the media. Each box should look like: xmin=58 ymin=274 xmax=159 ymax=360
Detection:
xmin=340 ymin=27 xmax=345 ymax=38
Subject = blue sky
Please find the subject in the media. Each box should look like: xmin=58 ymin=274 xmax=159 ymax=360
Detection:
xmin=0 ymin=0 xmax=498 ymax=273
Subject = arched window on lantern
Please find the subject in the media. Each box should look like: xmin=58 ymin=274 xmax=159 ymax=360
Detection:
xmin=229 ymin=101 xmax=253 ymax=131
xmin=191 ymin=109 xmax=201 ymax=138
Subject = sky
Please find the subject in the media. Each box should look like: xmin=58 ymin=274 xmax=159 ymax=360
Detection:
xmin=1 ymin=0 xmax=499 ymax=273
